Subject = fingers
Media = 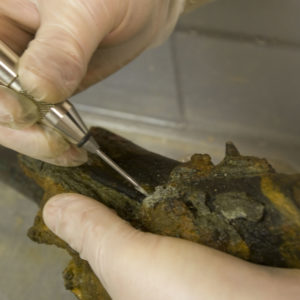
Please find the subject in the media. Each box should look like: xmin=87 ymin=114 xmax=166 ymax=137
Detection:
xmin=77 ymin=0 xmax=186 ymax=92
xmin=18 ymin=0 xmax=122 ymax=103
xmin=0 ymin=124 xmax=87 ymax=166
xmin=43 ymin=193 xmax=133 ymax=264
xmin=43 ymin=193 xmax=205 ymax=300
xmin=77 ymin=36 xmax=148 ymax=91
xmin=0 ymin=86 xmax=39 ymax=129
xmin=43 ymin=193 xmax=145 ymax=298
xmin=43 ymin=194 xmax=300 ymax=300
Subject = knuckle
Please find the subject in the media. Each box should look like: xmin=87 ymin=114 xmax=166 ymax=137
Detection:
xmin=38 ymin=28 xmax=86 ymax=84
xmin=80 ymin=0 xmax=114 ymax=29
xmin=21 ymin=26 xmax=87 ymax=100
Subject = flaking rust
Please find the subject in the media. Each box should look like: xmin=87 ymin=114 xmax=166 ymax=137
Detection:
xmin=11 ymin=128 xmax=300 ymax=300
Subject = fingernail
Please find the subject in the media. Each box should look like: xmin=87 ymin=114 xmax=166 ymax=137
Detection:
xmin=45 ymin=147 xmax=88 ymax=167
xmin=19 ymin=52 xmax=74 ymax=104
xmin=0 ymin=85 xmax=39 ymax=129
xmin=43 ymin=194 xmax=73 ymax=231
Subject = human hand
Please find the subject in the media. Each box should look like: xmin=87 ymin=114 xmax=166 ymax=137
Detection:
xmin=43 ymin=193 xmax=300 ymax=300
xmin=0 ymin=0 xmax=186 ymax=166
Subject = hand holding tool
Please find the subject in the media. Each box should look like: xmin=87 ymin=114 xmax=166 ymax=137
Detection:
xmin=0 ymin=40 xmax=148 ymax=196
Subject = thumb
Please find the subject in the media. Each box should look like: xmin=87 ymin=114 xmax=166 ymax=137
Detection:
xmin=43 ymin=193 xmax=281 ymax=300
xmin=43 ymin=193 xmax=300 ymax=300
xmin=43 ymin=194 xmax=230 ymax=300
xmin=43 ymin=193 xmax=200 ymax=300
xmin=18 ymin=0 xmax=116 ymax=103
xmin=43 ymin=193 xmax=140 ymax=296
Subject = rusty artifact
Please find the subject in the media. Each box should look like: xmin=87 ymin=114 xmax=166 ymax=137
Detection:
xmin=0 ymin=127 xmax=299 ymax=300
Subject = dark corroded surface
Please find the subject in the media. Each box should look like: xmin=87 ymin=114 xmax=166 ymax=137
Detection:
xmin=141 ymin=143 xmax=300 ymax=267
xmin=1 ymin=128 xmax=300 ymax=300
xmin=19 ymin=127 xmax=180 ymax=300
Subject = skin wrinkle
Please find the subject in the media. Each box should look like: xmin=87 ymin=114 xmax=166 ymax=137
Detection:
xmin=40 ymin=23 xmax=88 ymax=64
xmin=41 ymin=5 xmax=99 ymax=49
xmin=0 ymin=86 xmax=39 ymax=128
xmin=103 ymin=0 xmax=150 ymax=45
xmin=19 ymin=1 xmax=117 ymax=102
xmin=88 ymin=219 xmax=131 ymax=266
xmin=43 ymin=194 xmax=300 ymax=300
xmin=42 ymin=146 xmax=87 ymax=166
xmin=20 ymin=37 xmax=87 ymax=101
xmin=93 ymin=238 xmax=110 ymax=292
xmin=49 ymin=204 xmax=63 ymax=235
xmin=0 ymin=125 xmax=86 ymax=167
xmin=40 ymin=0 xmax=113 ymax=50
xmin=106 ymin=233 xmax=165 ymax=300
xmin=76 ymin=205 xmax=106 ymax=255
xmin=0 ymin=125 xmax=49 ymax=157
xmin=48 ymin=198 xmax=87 ymax=238
xmin=95 ymin=223 xmax=142 ymax=295
xmin=0 ymin=0 xmax=185 ymax=165
xmin=1 ymin=123 xmax=70 ymax=159
xmin=78 ymin=1 xmax=172 ymax=88
xmin=85 ymin=0 xmax=114 ymax=29
xmin=41 ymin=125 xmax=71 ymax=156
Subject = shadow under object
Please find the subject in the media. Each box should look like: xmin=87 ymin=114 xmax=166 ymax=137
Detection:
xmin=0 ymin=127 xmax=299 ymax=300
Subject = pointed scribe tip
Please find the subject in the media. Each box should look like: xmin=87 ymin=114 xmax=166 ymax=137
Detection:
xmin=135 ymin=185 xmax=150 ymax=197
xmin=95 ymin=149 xmax=149 ymax=197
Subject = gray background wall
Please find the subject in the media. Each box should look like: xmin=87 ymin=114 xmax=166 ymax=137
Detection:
xmin=73 ymin=0 xmax=300 ymax=171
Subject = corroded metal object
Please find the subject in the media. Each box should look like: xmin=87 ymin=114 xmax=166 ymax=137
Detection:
xmin=1 ymin=127 xmax=299 ymax=300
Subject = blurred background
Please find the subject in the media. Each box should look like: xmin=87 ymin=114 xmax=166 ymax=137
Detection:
xmin=1 ymin=1 xmax=300 ymax=299
xmin=73 ymin=0 xmax=300 ymax=172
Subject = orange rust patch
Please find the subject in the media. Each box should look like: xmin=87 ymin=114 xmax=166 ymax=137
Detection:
xmin=72 ymin=288 xmax=83 ymax=300
xmin=142 ymin=200 xmax=200 ymax=242
xmin=261 ymin=176 xmax=300 ymax=224
xmin=183 ymin=154 xmax=214 ymax=175
xmin=261 ymin=176 xmax=300 ymax=266
xmin=228 ymin=240 xmax=250 ymax=260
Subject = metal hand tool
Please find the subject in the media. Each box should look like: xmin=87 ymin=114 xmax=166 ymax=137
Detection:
xmin=0 ymin=40 xmax=148 ymax=196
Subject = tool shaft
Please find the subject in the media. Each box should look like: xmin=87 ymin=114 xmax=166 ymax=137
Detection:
xmin=0 ymin=40 xmax=148 ymax=196
xmin=95 ymin=149 xmax=148 ymax=196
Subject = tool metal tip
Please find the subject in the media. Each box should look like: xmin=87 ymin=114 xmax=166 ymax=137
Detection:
xmin=95 ymin=149 xmax=148 ymax=197
xmin=134 ymin=185 xmax=150 ymax=197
